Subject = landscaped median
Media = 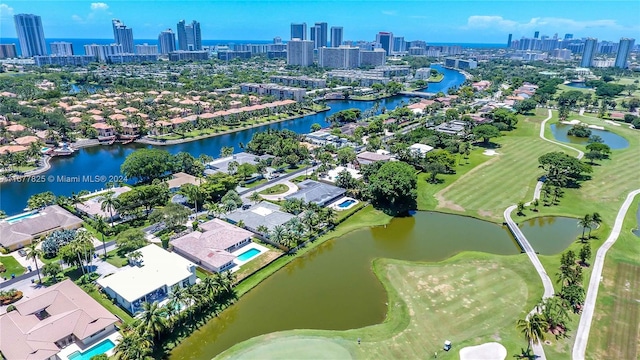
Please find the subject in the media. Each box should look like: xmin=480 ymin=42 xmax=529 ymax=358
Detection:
xmin=217 ymin=253 xmax=543 ymax=360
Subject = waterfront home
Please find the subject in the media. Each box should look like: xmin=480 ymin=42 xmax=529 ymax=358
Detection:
xmin=13 ymin=135 xmax=40 ymax=146
xmin=0 ymin=279 xmax=119 ymax=360
xmin=204 ymin=152 xmax=273 ymax=176
xmin=96 ymin=244 xmax=197 ymax=314
xmin=5 ymin=124 xmax=26 ymax=133
xmin=321 ymin=166 xmax=363 ymax=184
xmin=285 ymin=179 xmax=346 ymax=207
xmin=166 ymin=172 xmax=201 ymax=192
xmin=0 ymin=144 xmax=28 ymax=154
xmin=74 ymin=186 xmax=131 ymax=223
xmin=0 ymin=205 xmax=83 ymax=251
xmin=171 ymin=219 xmax=253 ymax=273
xmin=91 ymin=123 xmax=116 ymax=138
xmin=409 ymin=143 xmax=435 ymax=157
xmin=226 ymin=201 xmax=295 ymax=234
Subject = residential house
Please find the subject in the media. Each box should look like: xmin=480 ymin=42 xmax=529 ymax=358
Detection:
xmin=226 ymin=201 xmax=295 ymax=233
xmin=285 ymin=179 xmax=346 ymax=207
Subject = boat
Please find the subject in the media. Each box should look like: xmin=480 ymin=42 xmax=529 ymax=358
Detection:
xmin=121 ymin=138 xmax=135 ymax=145
xmin=51 ymin=143 xmax=74 ymax=156
xmin=98 ymin=135 xmax=117 ymax=145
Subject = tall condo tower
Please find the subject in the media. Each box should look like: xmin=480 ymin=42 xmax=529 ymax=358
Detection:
xmin=615 ymin=38 xmax=635 ymax=68
xmin=376 ymin=32 xmax=394 ymax=56
xmin=14 ymin=14 xmax=47 ymax=57
xmin=177 ymin=20 xmax=202 ymax=51
xmin=290 ymin=23 xmax=307 ymax=40
xmin=580 ymin=38 xmax=598 ymax=67
xmin=330 ymin=26 xmax=343 ymax=47
xmin=158 ymin=29 xmax=176 ymax=54
xmin=112 ymin=19 xmax=134 ymax=53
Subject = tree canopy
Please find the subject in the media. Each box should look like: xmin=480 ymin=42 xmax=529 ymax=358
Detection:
xmin=473 ymin=124 xmax=501 ymax=144
xmin=365 ymin=161 xmax=417 ymax=215
xmin=538 ymin=152 xmax=592 ymax=187
xmin=121 ymin=149 xmax=175 ymax=182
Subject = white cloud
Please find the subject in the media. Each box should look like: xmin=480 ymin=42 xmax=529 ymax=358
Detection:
xmin=463 ymin=15 xmax=625 ymax=32
xmin=90 ymin=2 xmax=109 ymax=11
xmin=71 ymin=14 xmax=84 ymax=23
xmin=0 ymin=3 xmax=14 ymax=18
xmin=382 ymin=10 xmax=397 ymax=16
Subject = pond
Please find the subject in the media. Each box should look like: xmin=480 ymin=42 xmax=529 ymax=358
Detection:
xmin=565 ymin=82 xmax=593 ymax=89
xmin=170 ymin=211 xmax=578 ymax=359
xmin=519 ymin=216 xmax=583 ymax=255
xmin=550 ymin=123 xmax=629 ymax=149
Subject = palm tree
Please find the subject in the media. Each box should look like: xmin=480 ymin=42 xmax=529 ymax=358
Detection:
xmin=301 ymin=209 xmax=317 ymax=233
xmin=25 ymin=243 xmax=43 ymax=284
xmin=137 ymin=301 xmax=168 ymax=343
xmin=578 ymin=214 xmax=592 ymax=241
xmin=588 ymin=212 xmax=602 ymax=238
xmin=94 ymin=215 xmax=108 ymax=259
xmin=220 ymin=146 xmax=234 ymax=158
xmin=113 ymin=328 xmax=152 ymax=360
xmin=236 ymin=220 xmax=246 ymax=228
xmin=248 ymin=192 xmax=261 ymax=204
xmin=100 ymin=191 xmax=120 ymax=227
xmin=270 ymin=225 xmax=287 ymax=246
xmin=256 ymin=225 xmax=269 ymax=235
xmin=516 ymin=313 xmax=548 ymax=352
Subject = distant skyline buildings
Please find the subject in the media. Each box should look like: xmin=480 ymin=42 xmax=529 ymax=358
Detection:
xmin=615 ymin=38 xmax=635 ymax=68
xmin=330 ymin=26 xmax=343 ymax=47
xmin=158 ymin=29 xmax=176 ymax=54
xmin=112 ymin=19 xmax=134 ymax=54
xmin=376 ymin=32 xmax=393 ymax=56
xmin=580 ymin=38 xmax=598 ymax=67
xmin=14 ymin=13 xmax=47 ymax=57
xmin=177 ymin=20 xmax=202 ymax=51
xmin=287 ymin=38 xmax=314 ymax=66
xmin=290 ymin=23 xmax=307 ymax=41
xmin=50 ymin=41 xmax=73 ymax=56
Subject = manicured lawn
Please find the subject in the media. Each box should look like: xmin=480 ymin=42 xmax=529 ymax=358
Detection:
xmin=0 ymin=255 xmax=25 ymax=277
xmin=243 ymin=178 xmax=268 ymax=188
xmin=436 ymin=109 xmax=564 ymax=221
xmin=105 ymin=249 xmax=128 ymax=268
xmin=85 ymin=286 xmax=135 ymax=324
xmin=585 ymin=197 xmax=640 ymax=360
xmin=259 ymin=184 xmax=289 ymax=195
xmin=218 ymin=253 xmax=543 ymax=360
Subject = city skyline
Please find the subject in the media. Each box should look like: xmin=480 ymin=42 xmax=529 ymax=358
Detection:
xmin=0 ymin=1 xmax=638 ymax=43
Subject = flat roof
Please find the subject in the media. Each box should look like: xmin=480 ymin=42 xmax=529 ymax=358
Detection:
xmin=96 ymin=245 xmax=195 ymax=303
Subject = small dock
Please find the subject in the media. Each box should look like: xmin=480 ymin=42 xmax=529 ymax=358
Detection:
xmin=398 ymin=91 xmax=435 ymax=98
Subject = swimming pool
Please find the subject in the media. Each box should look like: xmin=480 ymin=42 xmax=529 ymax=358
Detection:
xmin=237 ymin=248 xmax=261 ymax=262
xmin=338 ymin=199 xmax=356 ymax=208
xmin=67 ymin=339 xmax=115 ymax=360
xmin=5 ymin=212 xmax=38 ymax=224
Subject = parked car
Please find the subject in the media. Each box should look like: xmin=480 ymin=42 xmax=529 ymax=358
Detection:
xmin=18 ymin=249 xmax=27 ymax=257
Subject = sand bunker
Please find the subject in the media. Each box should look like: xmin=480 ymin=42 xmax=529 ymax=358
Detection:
xmin=483 ymin=149 xmax=499 ymax=156
xmin=459 ymin=342 xmax=507 ymax=360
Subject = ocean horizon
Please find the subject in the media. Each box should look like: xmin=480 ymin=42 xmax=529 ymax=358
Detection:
xmin=0 ymin=38 xmax=505 ymax=56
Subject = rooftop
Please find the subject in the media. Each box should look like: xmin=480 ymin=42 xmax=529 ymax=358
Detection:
xmin=285 ymin=179 xmax=346 ymax=206
xmin=96 ymin=244 xmax=195 ymax=303
xmin=226 ymin=201 xmax=295 ymax=232
xmin=0 ymin=205 xmax=83 ymax=249
xmin=166 ymin=172 xmax=200 ymax=190
xmin=0 ymin=279 xmax=118 ymax=360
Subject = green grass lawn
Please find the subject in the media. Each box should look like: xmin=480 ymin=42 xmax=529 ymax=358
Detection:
xmin=105 ymin=249 xmax=128 ymax=268
xmin=243 ymin=178 xmax=268 ymax=189
xmin=435 ymin=109 xmax=565 ymax=221
xmin=217 ymin=253 xmax=543 ymax=360
xmin=259 ymin=184 xmax=289 ymax=195
xmin=85 ymin=286 xmax=135 ymax=324
xmin=0 ymin=256 xmax=25 ymax=277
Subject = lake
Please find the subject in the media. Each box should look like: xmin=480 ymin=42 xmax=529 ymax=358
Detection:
xmin=550 ymin=123 xmax=629 ymax=149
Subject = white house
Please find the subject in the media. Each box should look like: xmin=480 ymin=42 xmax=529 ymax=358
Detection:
xmin=409 ymin=143 xmax=434 ymax=157
xmin=97 ymin=245 xmax=196 ymax=314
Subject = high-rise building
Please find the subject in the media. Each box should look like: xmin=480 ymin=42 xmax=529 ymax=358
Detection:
xmin=14 ymin=14 xmax=47 ymax=57
xmin=330 ymin=26 xmax=343 ymax=47
xmin=507 ymin=34 xmax=513 ymax=48
xmin=376 ymin=32 xmax=393 ymax=56
xmin=319 ymin=46 xmax=360 ymax=68
xmin=0 ymin=44 xmax=17 ymax=59
xmin=615 ymin=38 xmax=635 ymax=68
xmin=564 ymin=34 xmax=573 ymax=40
xmin=314 ymin=22 xmax=328 ymax=48
xmin=84 ymin=44 xmax=123 ymax=62
xmin=158 ymin=29 xmax=176 ymax=54
xmin=580 ymin=38 xmax=598 ymax=67
xmin=290 ymin=23 xmax=307 ymax=40
xmin=360 ymin=49 xmax=386 ymax=66
xmin=135 ymin=44 xmax=158 ymax=55
xmin=50 ymin=41 xmax=73 ymax=56
xmin=177 ymin=20 xmax=201 ymax=51
xmin=534 ymin=31 xmax=540 ymax=39
xmin=287 ymin=39 xmax=314 ymax=66
xmin=112 ymin=19 xmax=134 ymax=53
xmin=273 ymin=37 xmax=282 ymax=44
xmin=393 ymin=37 xmax=406 ymax=53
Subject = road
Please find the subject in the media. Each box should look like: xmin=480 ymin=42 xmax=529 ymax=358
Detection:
xmin=572 ymin=189 xmax=640 ymax=359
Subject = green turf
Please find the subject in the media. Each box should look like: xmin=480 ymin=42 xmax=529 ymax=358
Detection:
xmin=217 ymin=253 xmax=543 ymax=360
xmin=259 ymin=184 xmax=289 ymax=195
xmin=0 ymin=255 xmax=25 ymax=277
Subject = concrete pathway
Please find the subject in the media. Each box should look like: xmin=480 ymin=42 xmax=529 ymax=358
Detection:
xmin=572 ymin=189 xmax=640 ymax=359
xmin=258 ymin=181 xmax=298 ymax=201
xmin=539 ymin=109 xmax=584 ymax=160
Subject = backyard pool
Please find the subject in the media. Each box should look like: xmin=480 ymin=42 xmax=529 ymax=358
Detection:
xmin=5 ymin=211 xmax=39 ymax=224
xmin=338 ymin=199 xmax=356 ymax=208
xmin=67 ymin=339 xmax=115 ymax=360
xmin=237 ymin=248 xmax=261 ymax=262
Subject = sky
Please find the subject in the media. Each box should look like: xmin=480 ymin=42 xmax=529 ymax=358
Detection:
xmin=1 ymin=0 xmax=639 ymax=43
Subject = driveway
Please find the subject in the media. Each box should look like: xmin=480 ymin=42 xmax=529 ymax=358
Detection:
xmin=259 ymin=181 xmax=299 ymax=201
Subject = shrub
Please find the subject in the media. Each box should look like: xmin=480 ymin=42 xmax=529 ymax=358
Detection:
xmin=6 ymin=304 xmax=16 ymax=312
xmin=41 ymin=229 xmax=77 ymax=258
xmin=0 ymin=263 xmax=5 ymax=273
